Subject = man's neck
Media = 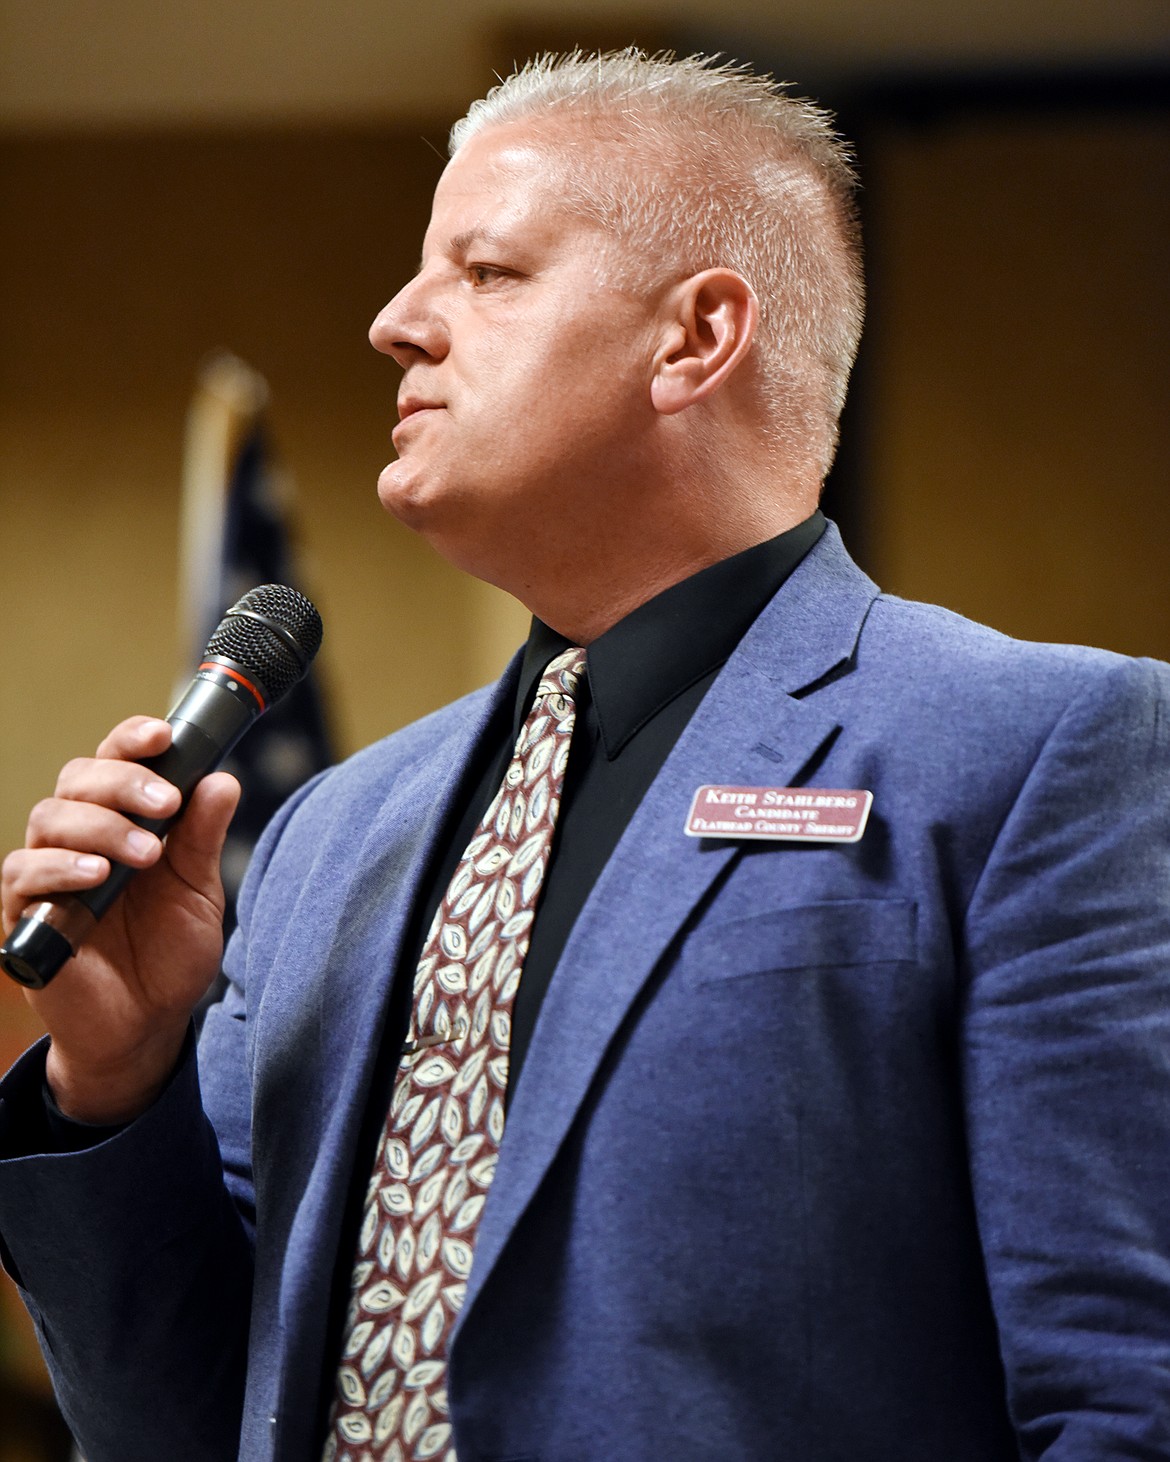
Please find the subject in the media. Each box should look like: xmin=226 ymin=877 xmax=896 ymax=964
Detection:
xmin=523 ymin=497 xmax=821 ymax=644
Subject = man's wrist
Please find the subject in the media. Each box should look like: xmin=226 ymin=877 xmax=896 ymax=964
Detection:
xmin=44 ymin=1024 xmax=190 ymax=1126
xmin=42 ymin=1079 xmax=129 ymax=1151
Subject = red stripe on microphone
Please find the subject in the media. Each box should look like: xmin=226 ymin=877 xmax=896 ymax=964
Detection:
xmin=198 ymin=661 xmax=267 ymax=712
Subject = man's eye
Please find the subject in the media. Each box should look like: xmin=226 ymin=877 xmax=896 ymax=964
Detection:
xmin=468 ymin=265 xmax=503 ymax=285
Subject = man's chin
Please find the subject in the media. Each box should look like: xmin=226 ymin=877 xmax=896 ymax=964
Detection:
xmin=377 ymin=473 xmax=509 ymax=580
xmin=377 ymin=466 xmax=479 ymax=562
xmin=376 ymin=461 xmax=434 ymax=532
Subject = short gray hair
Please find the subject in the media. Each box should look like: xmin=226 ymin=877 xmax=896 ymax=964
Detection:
xmin=450 ymin=49 xmax=865 ymax=475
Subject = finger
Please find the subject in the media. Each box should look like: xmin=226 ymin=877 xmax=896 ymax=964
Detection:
xmin=26 ymin=793 xmax=170 ymax=865
xmin=1 ymin=848 xmax=111 ymax=933
xmin=94 ymin=716 xmax=173 ymax=762
xmin=53 ymin=757 xmax=182 ymax=821
xmin=161 ymin=772 xmax=241 ymax=899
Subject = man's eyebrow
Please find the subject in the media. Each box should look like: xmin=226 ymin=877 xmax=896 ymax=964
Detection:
xmin=415 ymin=226 xmax=511 ymax=272
xmin=449 ymin=227 xmax=508 ymax=255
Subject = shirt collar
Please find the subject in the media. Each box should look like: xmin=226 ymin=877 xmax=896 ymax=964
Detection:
xmin=514 ymin=510 xmax=826 ymax=758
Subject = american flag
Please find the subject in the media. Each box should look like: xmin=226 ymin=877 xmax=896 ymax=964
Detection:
xmin=180 ymin=354 xmax=333 ymax=934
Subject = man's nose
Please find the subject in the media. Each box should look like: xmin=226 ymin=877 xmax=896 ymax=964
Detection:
xmin=369 ymin=275 xmax=447 ymax=367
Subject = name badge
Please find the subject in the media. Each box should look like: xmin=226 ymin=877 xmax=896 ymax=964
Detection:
xmin=685 ymin=785 xmax=873 ymax=843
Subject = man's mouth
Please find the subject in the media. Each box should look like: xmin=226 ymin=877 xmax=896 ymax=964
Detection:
xmin=397 ymin=395 xmax=443 ymax=422
xmin=393 ymin=398 xmax=443 ymax=445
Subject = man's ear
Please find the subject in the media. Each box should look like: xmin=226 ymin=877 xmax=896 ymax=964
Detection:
xmin=650 ymin=269 xmax=759 ymax=417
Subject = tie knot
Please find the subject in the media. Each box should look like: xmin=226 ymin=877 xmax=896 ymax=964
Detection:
xmin=535 ymin=646 xmax=587 ymax=704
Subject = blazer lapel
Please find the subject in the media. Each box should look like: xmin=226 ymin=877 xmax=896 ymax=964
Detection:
xmin=318 ymin=663 xmax=524 ymax=1167
xmin=456 ymin=525 xmax=880 ymax=1335
xmin=269 ymin=659 xmax=524 ymax=1344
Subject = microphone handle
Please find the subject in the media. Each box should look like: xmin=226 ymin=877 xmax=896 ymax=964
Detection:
xmin=0 ymin=667 xmax=262 ymax=989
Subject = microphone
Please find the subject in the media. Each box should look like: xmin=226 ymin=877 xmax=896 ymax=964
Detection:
xmin=0 ymin=584 xmax=323 ymax=990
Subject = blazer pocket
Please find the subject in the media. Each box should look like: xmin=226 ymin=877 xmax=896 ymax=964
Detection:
xmin=681 ymin=898 xmax=918 ymax=986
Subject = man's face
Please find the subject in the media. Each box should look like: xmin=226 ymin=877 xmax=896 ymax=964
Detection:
xmin=370 ymin=120 xmax=666 ymax=593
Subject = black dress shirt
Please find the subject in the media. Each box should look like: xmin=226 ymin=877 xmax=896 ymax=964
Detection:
xmin=399 ymin=509 xmax=828 ymax=1095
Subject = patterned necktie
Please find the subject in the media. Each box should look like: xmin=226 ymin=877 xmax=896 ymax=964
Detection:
xmin=324 ymin=646 xmax=588 ymax=1462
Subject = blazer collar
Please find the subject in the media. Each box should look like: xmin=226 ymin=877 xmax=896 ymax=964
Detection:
xmin=735 ymin=518 xmax=879 ymax=695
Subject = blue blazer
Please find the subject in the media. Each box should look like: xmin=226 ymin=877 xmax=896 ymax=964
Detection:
xmin=3 ymin=524 xmax=1170 ymax=1460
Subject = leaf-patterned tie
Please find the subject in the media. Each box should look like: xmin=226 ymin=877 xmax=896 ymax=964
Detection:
xmin=323 ymin=646 xmax=588 ymax=1462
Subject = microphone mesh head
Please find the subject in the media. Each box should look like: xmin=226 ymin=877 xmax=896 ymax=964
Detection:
xmin=204 ymin=584 xmax=324 ymax=705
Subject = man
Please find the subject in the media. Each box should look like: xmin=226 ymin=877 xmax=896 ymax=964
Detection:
xmin=2 ymin=49 xmax=1169 ymax=1462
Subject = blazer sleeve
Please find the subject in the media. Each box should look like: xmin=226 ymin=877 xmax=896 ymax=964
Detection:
xmin=0 ymin=770 xmax=327 ymax=1461
xmin=962 ymin=654 xmax=1170 ymax=1457
xmin=0 ymin=1028 xmax=253 ymax=1461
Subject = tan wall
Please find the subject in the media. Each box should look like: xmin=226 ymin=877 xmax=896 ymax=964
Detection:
xmin=864 ymin=108 xmax=1170 ymax=657
xmin=3 ymin=112 xmax=1163 ymax=870
xmin=0 ymin=128 xmax=534 ymax=1388
xmin=0 ymin=126 xmax=531 ymax=868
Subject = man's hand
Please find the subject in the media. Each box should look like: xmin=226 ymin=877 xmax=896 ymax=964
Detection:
xmin=1 ymin=716 xmax=240 ymax=1125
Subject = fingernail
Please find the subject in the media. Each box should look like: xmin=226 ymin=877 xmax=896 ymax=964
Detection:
xmin=126 ymin=829 xmax=156 ymax=858
xmin=76 ymin=855 xmax=104 ymax=876
xmin=141 ymin=780 xmax=171 ymax=809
